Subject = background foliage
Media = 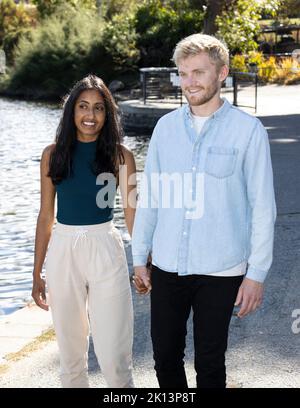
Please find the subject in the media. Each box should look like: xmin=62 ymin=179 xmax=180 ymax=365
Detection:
xmin=0 ymin=0 xmax=298 ymax=99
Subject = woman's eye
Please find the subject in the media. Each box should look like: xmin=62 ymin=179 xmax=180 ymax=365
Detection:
xmin=79 ymin=104 xmax=87 ymax=109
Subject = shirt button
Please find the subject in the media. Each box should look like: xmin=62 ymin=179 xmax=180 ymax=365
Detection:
xmin=186 ymin=211 xmax=190 ymax=216
xmin=192 ymin=166 xmax=196 ymax=171
xmin=183 ymin=231 xmax=187 ymax=236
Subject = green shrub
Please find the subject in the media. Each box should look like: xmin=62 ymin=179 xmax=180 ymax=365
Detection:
xmin=230 ymin=54 xmax=247 ymax=72
xmin=258 ymin=56 xmax=277 ymax=82
xmin=101 ymin=12 xmax=140 ymax=73
xmin=0 ymin=70 xmax=11 ymax=92
xmin=0 ymin=0 xmax=37 ymax=64
xmin=100 ymin=0 xmax=137 ymax=20
xmin=230 ymin=53 xmax=299 ymax=84
xmin=32 ymin=0 xmax=97 ymax=19
xmin=6 ymin=4 xmax=139 ymax=99
xmin=272 ymin=57 xmax=300 ymax=84
xmin=135 ymin=0 xmax=204 ymax=67
xmin=248 ymin=51 xmax=264 ymax=67
xmin=7 ymin=6 xmax=100 ymax=98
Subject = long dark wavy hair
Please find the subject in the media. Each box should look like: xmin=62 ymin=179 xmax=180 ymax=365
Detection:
xmin=48 ymin=74 xmax=124 ymax=184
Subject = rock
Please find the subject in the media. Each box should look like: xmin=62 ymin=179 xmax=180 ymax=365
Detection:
xmin=108 ymin=80 xmax=125 ymax=93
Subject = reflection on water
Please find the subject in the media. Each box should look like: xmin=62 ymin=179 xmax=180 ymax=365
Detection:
xmin=0 ymin=97 xmax=150 ymax=316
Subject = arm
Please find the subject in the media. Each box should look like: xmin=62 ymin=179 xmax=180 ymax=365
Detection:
xmin=235 ymin=121 xmax=276 ymax=317
xmin=244 ymin=120 xmax=276 ymax=282
xmin=119 ymin=145 xmax=137 ymax=237
xmin=131 ymin=124 xmax=161 ymax=294
xmin=31 ymin=144 xmax=56 ymax=311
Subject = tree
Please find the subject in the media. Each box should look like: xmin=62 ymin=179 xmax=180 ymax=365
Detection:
xmin=215 ymin=0 xmax=281 ymax=53
xmin=190 ymin=0 xmax=282 ymax=46
xmin=203 ymin=0 xmax=225 ymax=35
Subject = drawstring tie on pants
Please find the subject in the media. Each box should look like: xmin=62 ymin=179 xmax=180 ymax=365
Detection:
xmin=73 ymin=228 xmax=88 ymax=249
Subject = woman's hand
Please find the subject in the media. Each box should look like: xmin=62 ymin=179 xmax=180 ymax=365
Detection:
xmin=32 ymin=275 xmax=49 ymax=311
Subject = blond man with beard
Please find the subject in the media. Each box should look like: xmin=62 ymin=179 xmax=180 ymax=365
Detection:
xmin=132 ymin=34 xmax=276 ymax=388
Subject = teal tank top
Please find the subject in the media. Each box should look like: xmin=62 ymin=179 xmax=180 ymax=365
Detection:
xmin=56 ymin=140 xmax=115 ymax=225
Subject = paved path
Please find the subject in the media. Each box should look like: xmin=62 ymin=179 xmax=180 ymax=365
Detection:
xmin=0 ymin=84 xmax=299 ymax=388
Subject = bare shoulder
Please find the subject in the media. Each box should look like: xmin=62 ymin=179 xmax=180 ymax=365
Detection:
xmin=41 ymin=143 xmax=56 ymax=162
xmin=43 ymin=143 xmax=56 ymax=155
xmin=40 ymin=144 xmax=56 ymax=176
xmin=120 ymin=144 xmax=134 ymax=159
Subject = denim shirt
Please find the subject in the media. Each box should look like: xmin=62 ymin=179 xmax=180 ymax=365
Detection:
xmin=131 ymin=99 xmax=276 ymax=283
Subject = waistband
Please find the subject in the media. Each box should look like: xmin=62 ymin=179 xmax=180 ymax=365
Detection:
xmin=54 ymin=220 xmax=114 ymax=236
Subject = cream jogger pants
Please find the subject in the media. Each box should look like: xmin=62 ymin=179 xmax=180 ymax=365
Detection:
xmin=45 ymin=221 xmax=134 ymax=388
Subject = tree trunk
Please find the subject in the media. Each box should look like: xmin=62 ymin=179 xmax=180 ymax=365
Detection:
xmin=96 ymin=0 xmax=102 ymax=16
xmin=203 ymin=0 xmax=224 ymax=35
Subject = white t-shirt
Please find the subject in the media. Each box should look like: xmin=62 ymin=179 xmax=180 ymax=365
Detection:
xmin=191 ymin=113 xmax=210 ymax=135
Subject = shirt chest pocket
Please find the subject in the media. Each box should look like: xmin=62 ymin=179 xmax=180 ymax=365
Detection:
xmin=205 ymin=146 xmax=238 ymax=179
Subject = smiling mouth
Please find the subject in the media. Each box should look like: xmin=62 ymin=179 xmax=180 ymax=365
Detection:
xmin=187 ymin=89 xmax=202 ymax=94
xmin=82 ymin=121 xmax=96 ymax=127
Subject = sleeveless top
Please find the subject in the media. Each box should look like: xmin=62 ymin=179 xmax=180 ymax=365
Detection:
xmin=56 ymin=140 xmax=115 ymax=225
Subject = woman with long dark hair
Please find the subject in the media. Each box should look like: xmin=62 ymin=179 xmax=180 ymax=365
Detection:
xmin=31 ymin=75 xmax=136 ymax=388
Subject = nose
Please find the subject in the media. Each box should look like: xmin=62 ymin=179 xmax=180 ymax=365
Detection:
xmin=85 ymin=107 xmax=96 ymax=119
xmin=182 ymin=74 xmax=197 ymax=87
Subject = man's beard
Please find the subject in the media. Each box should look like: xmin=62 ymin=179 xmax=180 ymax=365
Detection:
xmin=183 ymin=82 xmax=219 ymax=107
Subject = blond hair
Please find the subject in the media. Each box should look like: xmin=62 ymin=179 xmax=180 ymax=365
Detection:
xmin=172 ymin=33 xmax=229 ymax=69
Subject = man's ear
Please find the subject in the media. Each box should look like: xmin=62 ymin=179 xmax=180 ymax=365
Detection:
xmin=218 ymin=64 xmax=229 ymax=83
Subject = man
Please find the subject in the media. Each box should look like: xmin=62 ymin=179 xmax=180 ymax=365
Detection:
xmin=131 ymin=34 xmax=276 ymax=388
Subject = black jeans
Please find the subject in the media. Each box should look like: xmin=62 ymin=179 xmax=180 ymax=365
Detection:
xmin=150 ymin=265 xmax=243 ymax=388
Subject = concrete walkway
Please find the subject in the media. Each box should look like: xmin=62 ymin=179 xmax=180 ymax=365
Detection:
xmin=0 ymin=304 xmax=52 ymax=364
xmin=0 ymin=83 xmax=299 ymax=388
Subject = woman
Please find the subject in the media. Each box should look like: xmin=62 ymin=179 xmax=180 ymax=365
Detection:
xmin=31 ymin=75 xmax=136 ymax=388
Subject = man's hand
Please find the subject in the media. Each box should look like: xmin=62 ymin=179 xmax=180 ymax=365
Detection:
xmin=234 ymin=277 xmax=263 ymax=318
xmin=133 ymin=266 xmax=152 ymax=295
xmin=32 ymin=275 xmax=49 ymax=311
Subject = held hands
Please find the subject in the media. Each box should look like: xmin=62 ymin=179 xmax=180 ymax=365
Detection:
xmin=31 ymin=275 xmax=49 ymax=311
xmin=133 ymin=253 xmax=152 ymax=295
xmin=133 ymin=265 xmax=152 ymax=295
xmin=234 ymin=277 xmax=263 ymax=318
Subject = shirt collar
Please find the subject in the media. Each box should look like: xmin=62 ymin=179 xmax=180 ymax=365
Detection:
xmin=184 ymin=98 xmax=231 ymax=122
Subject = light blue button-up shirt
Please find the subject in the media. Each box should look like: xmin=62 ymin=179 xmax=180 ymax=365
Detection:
xmin=131 ymin=99 xmax=276 ymax=283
